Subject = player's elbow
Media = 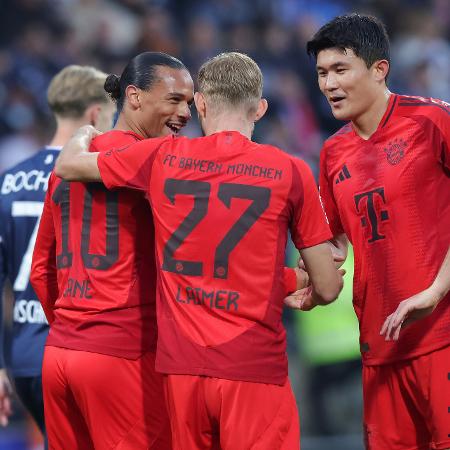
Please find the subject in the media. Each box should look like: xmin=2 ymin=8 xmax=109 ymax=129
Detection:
xmin=313 ymin=275 xmax=343 ymax=305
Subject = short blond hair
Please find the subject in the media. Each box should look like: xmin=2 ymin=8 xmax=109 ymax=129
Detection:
xmin=198 ymin=52 xmax=263 ymax=111
xmin=47 ymin=65 xmax=109 ymax=118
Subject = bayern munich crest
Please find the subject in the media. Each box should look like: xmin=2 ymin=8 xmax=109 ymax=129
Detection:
xmin=384 ymin=138 xmax=407 ymax=165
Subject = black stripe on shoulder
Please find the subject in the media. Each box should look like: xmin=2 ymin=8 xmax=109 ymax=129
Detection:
xmin=398 ymin=102 xmax=450 ymax=116
xmin=397 ymin=96 xmax=423 ymax=103
xmin=382 ymin=95 xmax=398 ymax=128
xmin=328 ymin=123 xmax=353 ymax=140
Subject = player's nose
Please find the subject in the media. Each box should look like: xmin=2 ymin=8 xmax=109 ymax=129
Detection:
xmin=324 ymin=73 xmax=339 ymax=90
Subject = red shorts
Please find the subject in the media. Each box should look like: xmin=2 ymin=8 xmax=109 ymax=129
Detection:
xmin=363 ymin=345 xmax=450 ymax=450
xmin=42 ymin=346 xmax=171 ymax=450
xmin=163 ymin=374 xmax=300 ymax=450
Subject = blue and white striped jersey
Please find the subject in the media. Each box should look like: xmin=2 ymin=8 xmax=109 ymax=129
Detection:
xmin=0 ymin=147 xmax=60 ymax=376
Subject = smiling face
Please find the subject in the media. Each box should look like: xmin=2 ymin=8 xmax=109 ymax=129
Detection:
xmin=316 ymin=47 xmax=385 ymax=122
xmin=135 ymin=66 xmax=194 ymax=138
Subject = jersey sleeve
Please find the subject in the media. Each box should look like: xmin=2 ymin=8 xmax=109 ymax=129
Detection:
xmin=318 ymin=145 xmax=344 ymax=236
xmin=283 ymin=267 xmax=297 ymax=295
xmin=30 ymin=174 xmax=58 ymax=324
xmin=430 ymin=100 xmax=450 ymax=173
xmin=290 ymin=158 xmax=332 ymax=250
xmin=0 ymin=196 xmax=8 ymax=367
xmin=97 ymin=137 xmax=169 ymax=192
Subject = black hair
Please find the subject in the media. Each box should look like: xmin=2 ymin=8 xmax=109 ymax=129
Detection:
xmin=306 ymin=14 xmax=390 ymax=69
xmin=104 ymin=52 xmax=187 ymax=112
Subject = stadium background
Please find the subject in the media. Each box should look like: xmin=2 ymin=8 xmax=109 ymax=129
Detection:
xmin=0 ymin=0 xmax=448 ymax=449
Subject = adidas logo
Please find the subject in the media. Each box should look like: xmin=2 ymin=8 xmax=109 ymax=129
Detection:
xmin=335 ymin=164 xmax=351 ymax=184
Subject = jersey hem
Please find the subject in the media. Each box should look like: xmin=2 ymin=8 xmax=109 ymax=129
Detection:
xmin=155 ymin=365 xmax=287 ymax=386
xmin=44 ymin=342 xmax=148 ymax=361
xmin=361 ymin=341 xmax=450 ymax=366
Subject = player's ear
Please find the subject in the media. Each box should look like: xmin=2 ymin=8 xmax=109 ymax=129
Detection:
xmin=254 ymin=98 xmax=268 ymax=123
xmin=372 ymin=59 xmax=389 ymax=83
xmin=85 ymin=104 xmax=101 ymax=127
xmin=125 ymin=85 xmax=140 ymax=110
xmin=194 ymin=92 xmax=206 ymax=119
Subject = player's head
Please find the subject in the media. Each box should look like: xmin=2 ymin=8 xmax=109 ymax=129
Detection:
xmin=195 ymin=52 xmax=268 ymax=135
xmin=47 ymin=65 xmax=115 ymax=132
xmin=306 ymin=14 xmax=390 ymax=121
xmin=104 ymin=52 xmax=194 ymax=138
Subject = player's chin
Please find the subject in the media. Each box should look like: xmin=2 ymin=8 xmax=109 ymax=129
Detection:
xmin=330 ymin=106 xmax=351 ymax=121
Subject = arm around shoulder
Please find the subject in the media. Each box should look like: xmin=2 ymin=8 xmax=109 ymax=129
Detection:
xmin=55 ymin=125 xmax=102 ymax=182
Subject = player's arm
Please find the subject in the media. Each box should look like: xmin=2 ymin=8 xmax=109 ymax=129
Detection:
xmin=290 ymin=158 xmax=344 ymax=308
xmin=0 ymin=368 xmax=12 ymax=427
xmin=298 ymin=233 xmax=348 ymax=270
xmin=381 ymin=245 xmax=450 ymax=341
xmin=0 ymin=204 xmax=13 ymax=426
xmin=283 ymin=266 xmax=309 ymax=295
xmin=54 ymin=125 xmax=102 ymax=182
xmin=57 ymin=125 xmax=162 ymax=192
xmin=298 ymin=146 xmax=348 ymax=271
xmin=300 ymin=243 xmax=343 ymax=306
xmin=430 ymin=99 xmax=450 ymax=173
xmin=30 ymin=182 xmax=58 ymax=324
xmin=328 ymin=233 xmax=348 ymax=266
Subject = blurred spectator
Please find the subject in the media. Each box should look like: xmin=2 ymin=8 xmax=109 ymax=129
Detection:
xmin=0 ymin=1 xmax=448 ymax=447
xmin=294 ymin=247 xmax=362 ymax=436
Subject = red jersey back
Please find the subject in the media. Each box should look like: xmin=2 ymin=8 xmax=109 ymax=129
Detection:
xmin=98 ymin=131 xmax=331 ymax=384
xmin=40 ymin=131 xmax=157 ymax=358
xmin=319 ymin=94 xmax=450 ymax=365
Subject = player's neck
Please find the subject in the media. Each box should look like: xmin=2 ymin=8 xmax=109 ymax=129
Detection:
xmin=114 ymin=115 xmax=145 ymax=138
xmin=352 ymin=89 xmax=391 ymax=140
xmin=49 ymin=118 xmax=89 ymax=147
xmin=204 ymin=113 xmax=254 ymax=139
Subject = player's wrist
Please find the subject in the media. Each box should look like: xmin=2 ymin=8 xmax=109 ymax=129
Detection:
xmin=427 ymin=284 xmax=445 ymax=306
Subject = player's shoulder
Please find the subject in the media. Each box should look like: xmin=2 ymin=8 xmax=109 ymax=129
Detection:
xmin=250 ymin=141 xmax=311 ymax=175
xmin=321 ymin=123 xmax=355 ymax=161
xmin=324 ymin=123 xmax=354 ymax=147
xmin=92 ymin=130 xmax=146 ymax=153
xmin=253 ymin=140 xmax=291 ymax=158
xmin=395 ymin=94 xmax=450 ymax=121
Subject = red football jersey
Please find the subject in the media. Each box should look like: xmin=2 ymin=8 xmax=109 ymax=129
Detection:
xmin=319 ymin=94 xmax=450 ymax=365
xmin=98 ymin=131 xmax=331 ymax=384
xmin=32 ymin=131 xmax=157 ymax=359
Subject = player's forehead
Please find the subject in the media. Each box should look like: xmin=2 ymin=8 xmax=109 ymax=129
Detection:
xmin=152 ymin=66 xmax=194 ymax=98
xmin=316 ymin=47 xmax=361 ymax=69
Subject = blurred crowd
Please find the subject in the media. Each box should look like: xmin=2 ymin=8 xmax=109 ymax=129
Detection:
xmin=0 ymin=0 xmax=449 ymax=175
xmin=0 ymin=0 xmax=449 ymax=446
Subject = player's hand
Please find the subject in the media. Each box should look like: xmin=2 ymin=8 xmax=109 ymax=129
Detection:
xmin=74 ymin=125 xmax=102 ymax=140
xmin=284 ymin=268 xmax=345 ymax=311
xmin=283 ymin=286 xmax=315 ymax=311
xmin=65 ymin=125 xmax=101 ymax=156
xmin=294 ymin=266 xmax=309 ymax=290
xmin=0 ymin=369 xmax=13 ymax=427
xmin=330 ymin=245 xmax=346 ymax=268
xmin=380 ymin=287 xmax=441 ymax=341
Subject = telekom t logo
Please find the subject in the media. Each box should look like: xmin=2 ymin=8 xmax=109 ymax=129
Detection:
xmin=354 ymin=187 xmax=389 ymax=243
